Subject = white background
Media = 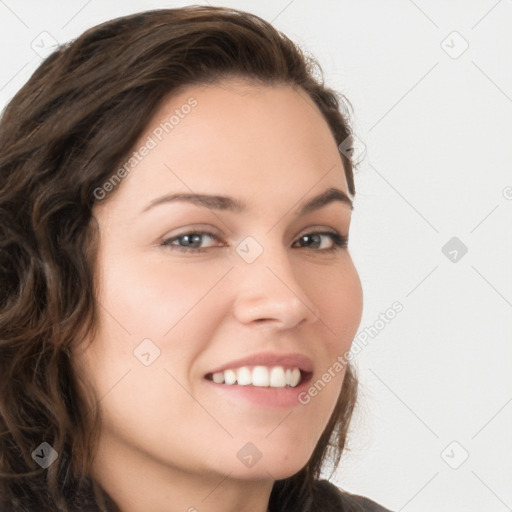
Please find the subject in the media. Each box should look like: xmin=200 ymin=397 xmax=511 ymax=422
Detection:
xmin=1 ymin=1 xmax=511 ymax=511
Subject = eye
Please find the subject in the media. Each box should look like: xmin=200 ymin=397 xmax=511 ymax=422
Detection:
xmin=160 ymin=230 xmax=348 ymax=253
xmin=161 ymin=231 xmax=223 ymax=253
xmin=293 ymin=231 xmax=348 ymax=252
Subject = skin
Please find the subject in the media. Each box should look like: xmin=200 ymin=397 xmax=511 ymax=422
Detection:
xmin=72 ymin=78 xmax=363 ymax=512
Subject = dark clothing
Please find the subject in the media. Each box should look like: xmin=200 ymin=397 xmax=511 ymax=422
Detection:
xmin=2 ymin=477 xmax=393 ymax=511
xmin=318 ymin=479 xmax=394 ymax=511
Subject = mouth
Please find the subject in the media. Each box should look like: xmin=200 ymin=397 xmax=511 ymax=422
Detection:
xmin=204 ymin=366 xmax=313 ymax=389
xmin=202 ymin=352 xmax=315 ymax=407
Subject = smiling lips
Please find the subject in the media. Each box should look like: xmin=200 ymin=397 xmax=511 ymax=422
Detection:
xmin=204 ymin=351 xmax=314 ymax=389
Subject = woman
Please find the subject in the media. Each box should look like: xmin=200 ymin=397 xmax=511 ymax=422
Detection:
xmin=0 ymin=6 xmax=392 ymax=511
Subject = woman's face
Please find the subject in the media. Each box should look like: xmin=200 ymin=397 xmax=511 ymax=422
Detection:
xmin=74 ymin=78 xmax=362 ymax=496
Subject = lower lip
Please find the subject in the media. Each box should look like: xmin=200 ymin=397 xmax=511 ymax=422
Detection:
xmin=204 ymin=373 xmax=312 ymax=408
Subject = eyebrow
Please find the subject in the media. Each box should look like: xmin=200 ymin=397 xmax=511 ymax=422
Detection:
xmin=141 ymin=186 xmax=353 ymax=215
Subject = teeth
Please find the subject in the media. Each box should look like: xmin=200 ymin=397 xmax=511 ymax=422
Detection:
xmin=252 ymin=366 xmax=269 ymax=387
xmin=224 ymin=369 xmax=237 ymax=385
xmin=290 ymin=368 xmax=301 ymax=387
xmin=237 ymin=366 xmax=252 ymax=386
xmin=212 ymin=372 xmax=224 ymax=384
xmin=210 ymin=366 xmax=303 ymax=388
xmin=270 ymin=367 xmax=286 ymax=388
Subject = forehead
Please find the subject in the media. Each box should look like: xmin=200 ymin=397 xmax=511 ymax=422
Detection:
xmin=95 ymin=78 xmax=348 ymax=216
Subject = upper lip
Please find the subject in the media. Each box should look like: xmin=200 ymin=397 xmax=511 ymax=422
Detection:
xmin=205 ymin=352 xmax=314 ymax=376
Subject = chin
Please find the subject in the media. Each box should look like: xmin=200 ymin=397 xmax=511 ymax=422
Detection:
xmin=230 ymin=449 xmax=312 ymax=481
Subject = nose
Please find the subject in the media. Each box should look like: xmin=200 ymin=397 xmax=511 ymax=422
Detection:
xmin=231 ymin=245 xmax=321 ymax=330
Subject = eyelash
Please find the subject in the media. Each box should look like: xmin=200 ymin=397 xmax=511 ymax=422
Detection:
xmin=160 ymin=230 xmax=348 ymax=254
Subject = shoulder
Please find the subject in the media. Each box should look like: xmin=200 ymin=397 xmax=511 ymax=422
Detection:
xmin=315 ymin=479 xmax=394 ymax=512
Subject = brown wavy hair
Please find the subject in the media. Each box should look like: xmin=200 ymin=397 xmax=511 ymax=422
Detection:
xmin=0 ymin=6 xmax=359 ymax=511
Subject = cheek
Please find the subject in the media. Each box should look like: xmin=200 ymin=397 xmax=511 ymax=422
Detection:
xmin=87 ymin=255 xmax=233 ymax=399
xmin=74 ymin=256 xmax=223 ymax=428
xmin=98 ymin=254 xmax=228 ymax=340
xmin=308 ymin=257 xmax=363 ymax=349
